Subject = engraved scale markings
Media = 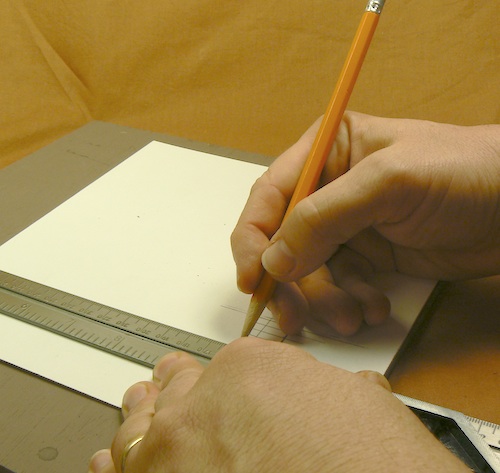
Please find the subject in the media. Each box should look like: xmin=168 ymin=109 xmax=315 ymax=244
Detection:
xmin=0 ymin=270 xmax=225 ymax=367
xmin=467 ymin=416 xmax=500 ymax=461
xmin=1 ymin=270 xmax=499 ymax=465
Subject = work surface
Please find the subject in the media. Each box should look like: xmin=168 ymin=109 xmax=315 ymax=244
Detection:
xmin=0 ymin=122 xmax=499 ymax=473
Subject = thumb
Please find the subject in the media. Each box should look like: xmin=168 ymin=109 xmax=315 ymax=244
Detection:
xmin=261 ymin=156 xmax=394 ymax=281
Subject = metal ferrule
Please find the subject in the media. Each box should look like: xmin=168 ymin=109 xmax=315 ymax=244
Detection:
xmin=365 ymin=0 xmax=385 ymax=14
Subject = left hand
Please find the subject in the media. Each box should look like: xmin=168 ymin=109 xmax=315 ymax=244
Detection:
xmin=88 ymin=338 xmax=467 ymax=473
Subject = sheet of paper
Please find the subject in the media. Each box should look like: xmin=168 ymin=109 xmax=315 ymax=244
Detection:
xmin=0 ymin=141 xmax=435 ymax=407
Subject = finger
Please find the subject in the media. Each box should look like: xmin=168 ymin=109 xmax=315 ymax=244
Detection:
xmin=261 ymin=137 xmax=425 ymax=284
xmin=230 ymin=172 xmax=288 ymax=293
xmin=261 ymin=159 xmax=383 ymax=282
xmin=318 ymin=111 xmax=391 ymax=186
xmin=152 ymin=351 xmax=204 ymax=411
xmin=339 ymin=112 xmax=396 ymax=168
xmin=356 ymin=370 xmax=392 ymax=391
xmin=89 ymin=449 xmax=116 ymax=473
xmin=266 ymin=268 xmax=367 ymax=337
xmin=231 ymin=125 xmax=316 ymax=293
xmin=298 ymin=266 xmax=364 ymax=335
xmin=153 ymin=351 xmax=205 ymax=390
xmin=122 ymin=381 xmax=160 ymax=419
xmin=267 ymin=281 xmax=308 ymax=335
xmin=328 ymin=246 xmax=391 ymax=326
xmin=260 ymin=113 xmax=424 ymax=283
xmin=268 ymin=265 xmax=366 ymax=336
xmin=344 ymin=227 xmax=396 ymax=273
xmin=111 ymin=354 xmax=204 ymax=473
xmin=231 ymin=115 xmax=352 ymax=294
xmin=111 ymin=381 xmax=159 ymax=472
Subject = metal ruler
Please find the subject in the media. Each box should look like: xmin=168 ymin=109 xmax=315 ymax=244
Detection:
xmin=466 ymin=416 xmax=500 ymax=465
xmin=0 ymin=270 xmax=225 ymax=367
xmin=1 ymin=270 xmax=499 ymax=470
xmin=397 ymin=394 xmax=500 ymax=472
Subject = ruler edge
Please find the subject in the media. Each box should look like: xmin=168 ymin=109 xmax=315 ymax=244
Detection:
xmin=396 ymin=393 xmax=500 ymax=471
xmin=1 ymin=271 xmax=499 ymax=466
xmin=0 ymin=270 xmax=225 ymax=364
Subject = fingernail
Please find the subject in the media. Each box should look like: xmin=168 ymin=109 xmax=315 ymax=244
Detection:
xmin=357 ymin=370 xmax=392 ymax=391
xmin=153 ymin=351 xmax=182 ymax=384
xmin=267 ymin=300 xmax=281 ymax=325
xmin=89 ymin=449 xmax=112 ymax=473
xmin=262 ymin=239 xmax=296 ymax=278
xmin=122 ymin=383 xmax=148 ymax=416
xmin=361 ymin=371 xmax=383 ymax=383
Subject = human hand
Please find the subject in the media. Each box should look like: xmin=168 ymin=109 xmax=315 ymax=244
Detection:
xmin=231 ymin=112 xmax=500 ymax=335
xmin=88 ymin=338 xmax=468 ymax=473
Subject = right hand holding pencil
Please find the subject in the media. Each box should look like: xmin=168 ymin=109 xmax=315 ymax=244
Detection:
xmin=231 ymin=112 xmax=500 ymax=336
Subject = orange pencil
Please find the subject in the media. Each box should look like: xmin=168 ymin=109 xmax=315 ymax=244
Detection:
xmin=241 ymin=0 xmax=386 ymax=336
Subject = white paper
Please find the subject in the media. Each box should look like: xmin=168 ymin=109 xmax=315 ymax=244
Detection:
xmin=0 ymin=141 xmax=435 ymax=407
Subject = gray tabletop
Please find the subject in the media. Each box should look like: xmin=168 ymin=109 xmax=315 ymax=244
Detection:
xmin=0 ymin=122 xmax=270 ymax=473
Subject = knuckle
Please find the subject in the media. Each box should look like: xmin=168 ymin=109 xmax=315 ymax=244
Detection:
xmin=290 ymin=197 xmax=335 ymax=249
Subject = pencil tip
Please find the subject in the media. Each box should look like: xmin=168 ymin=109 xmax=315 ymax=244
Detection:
xmin=241 ymin=297 xmax=266 ymax=337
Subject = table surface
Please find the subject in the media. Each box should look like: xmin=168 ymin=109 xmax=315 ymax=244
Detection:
xmin=0 ymin=122 xmax=498 ymax=473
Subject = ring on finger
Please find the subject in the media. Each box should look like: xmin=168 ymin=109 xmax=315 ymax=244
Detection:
xmin=121 ymin=435 xmax=144 ymax=473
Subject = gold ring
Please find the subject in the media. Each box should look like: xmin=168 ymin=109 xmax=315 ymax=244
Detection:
xmin=120 ymin=435 xmax=144 ymax=473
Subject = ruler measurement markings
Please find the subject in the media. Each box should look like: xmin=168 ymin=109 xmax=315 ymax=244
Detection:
xmin=2 ymin=270 xmax=500 ymax=466
xmin=123 ymin=345 xmax=133 ymax=356
xmin=467 ymin=417 xmax=500 ymax=449
xmin=0 ymin=302 xmax=12 ymax=312
xmin=465 ymin=416 xmax=500 ymax=465
xmin=64 ymin=320 xmax=77 ymax=330
xmin=52 ymin=321 xmax=64 ymax=331
xmin=68 ymin=326 xmax=79 ymax=336
xmin=74 ymin=328 xmax=84 ymax=339
xmin=81 ymin=330 xmax=91 ymax=340
xmin=83 ymin=332 xmax=93 ymax=341
xmin=17 ymin=306 xmax=30 ymax=317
